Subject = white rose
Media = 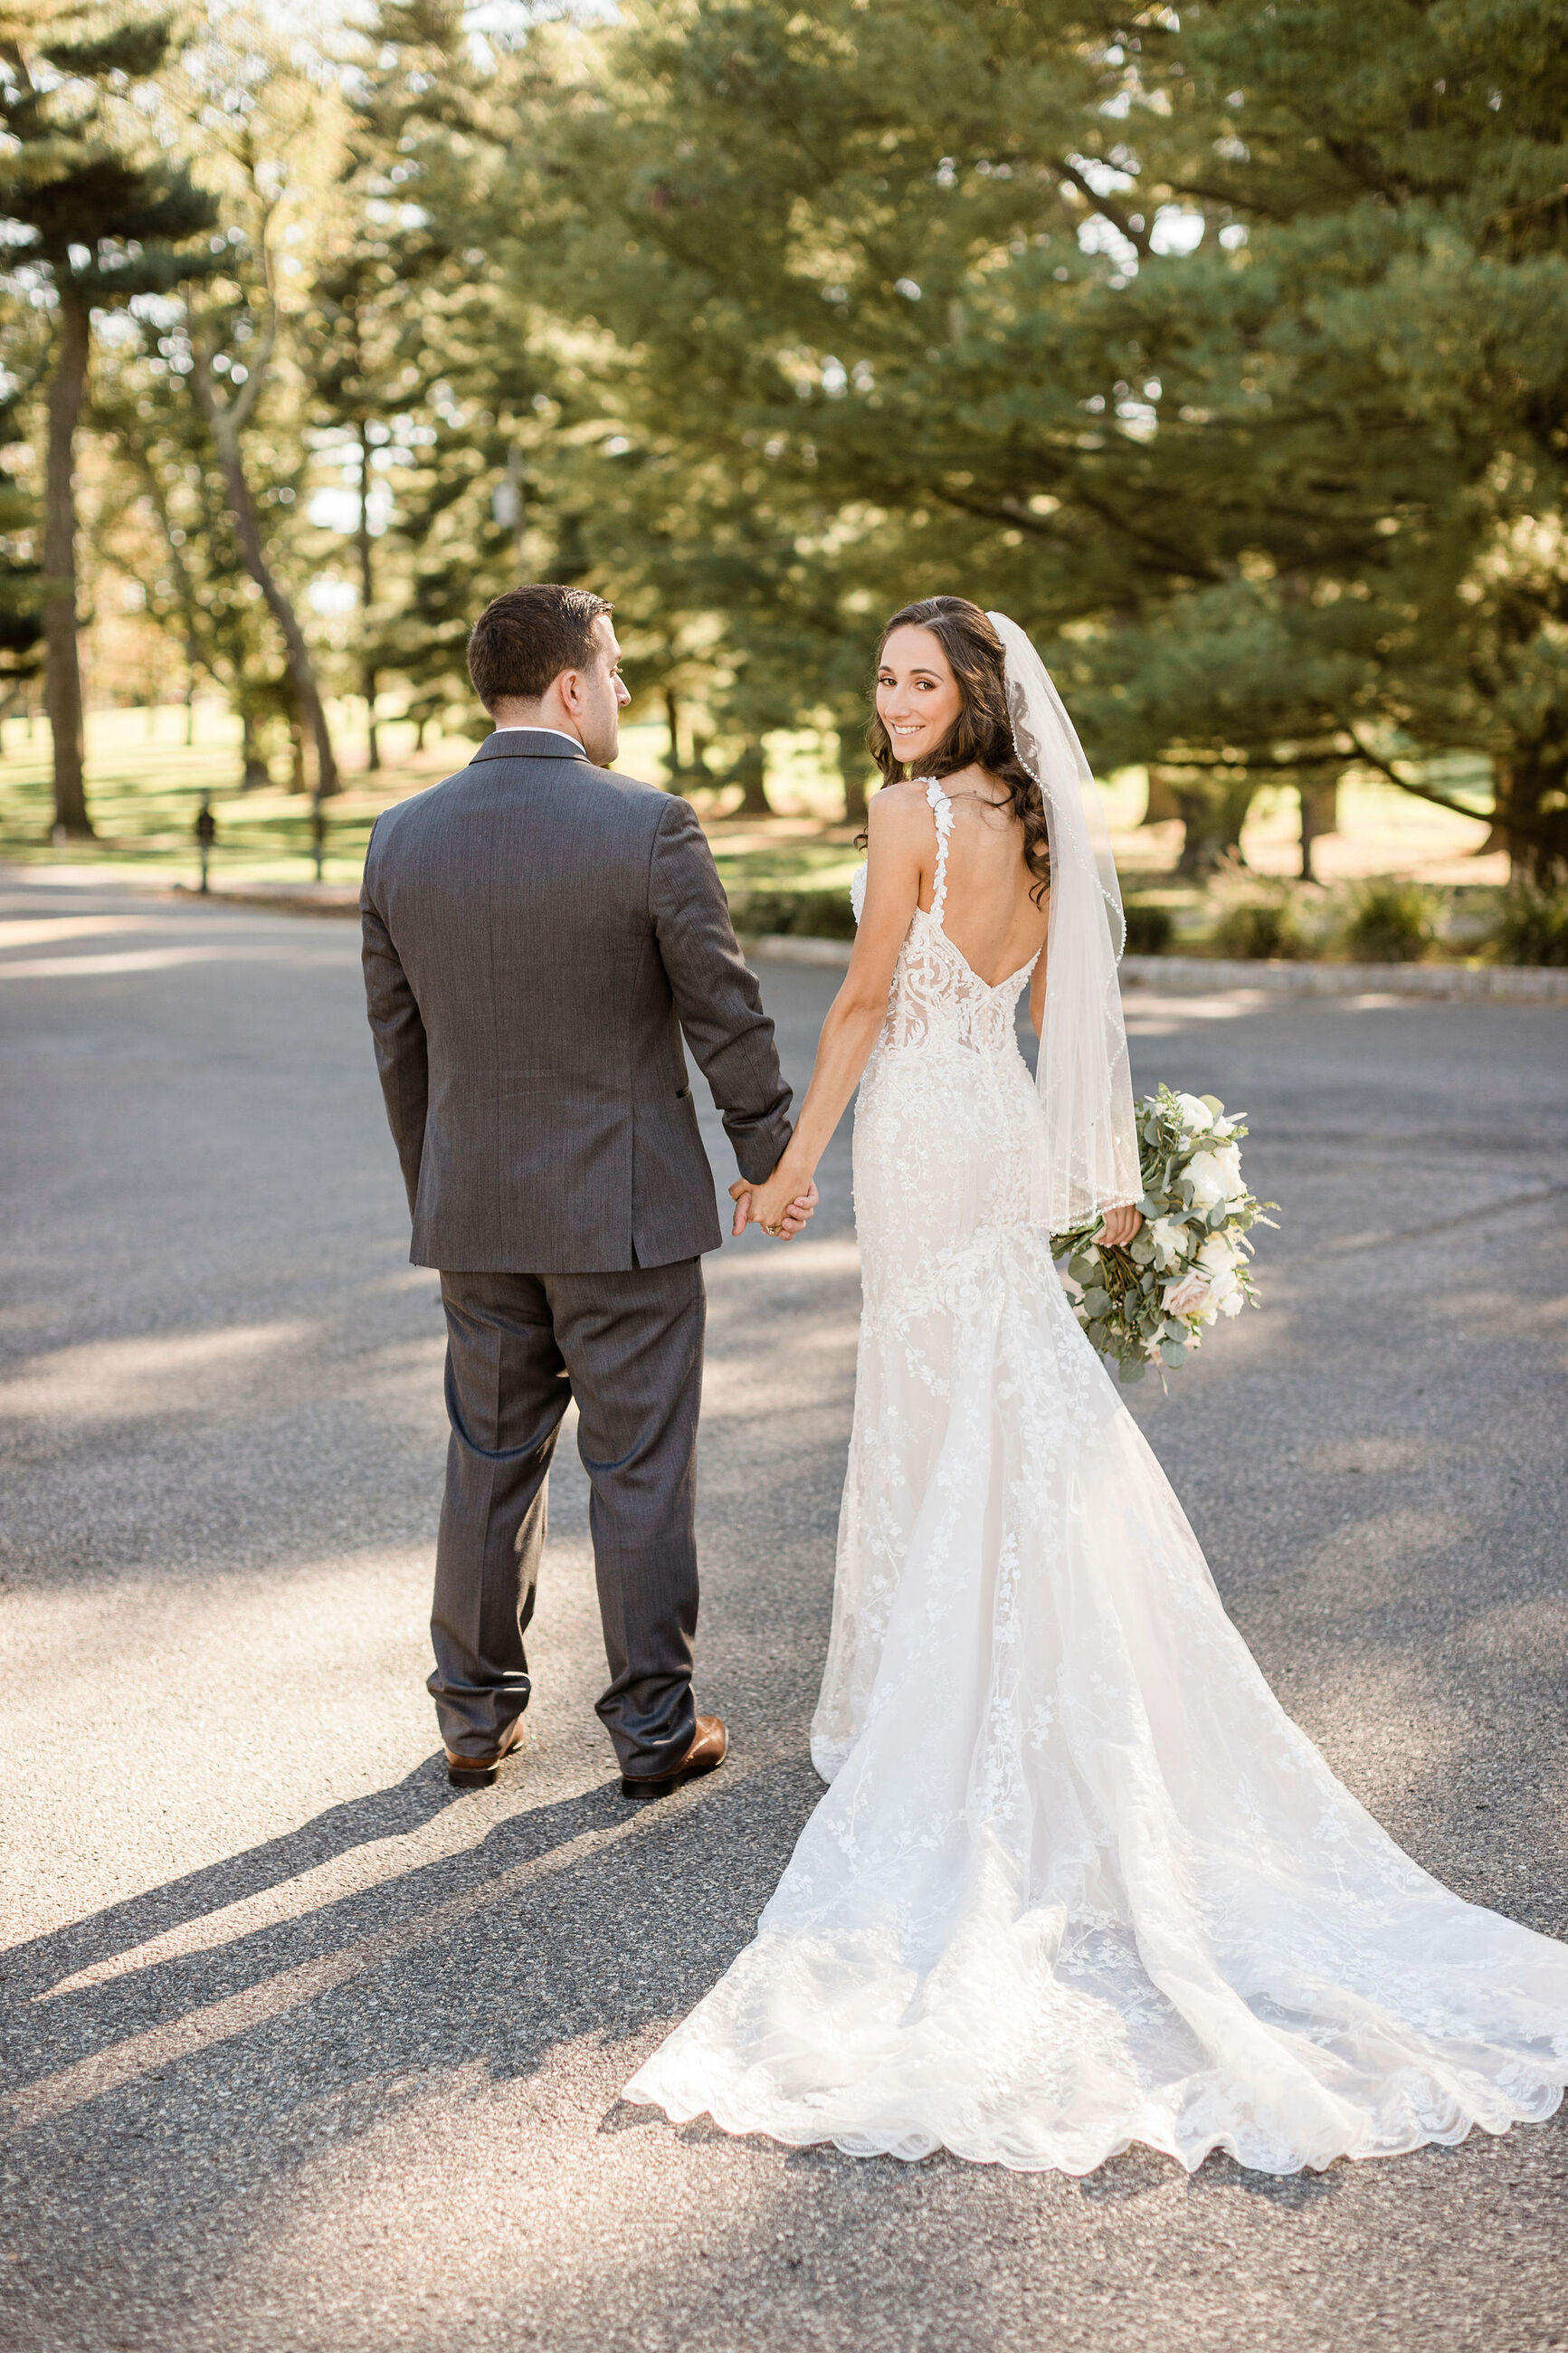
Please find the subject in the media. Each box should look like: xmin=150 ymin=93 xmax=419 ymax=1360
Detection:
xmin=1172 ymin=1091 xmax=1212 ymax=1133
xmin=1194 ymin=1234 xmax=1240 ymax=1308
xmin=1148 ymin=1215 xmax=1190 ymax=1271
xmin=1219 ymin=1289 xmax=1245 ymax=1318
xmin=1185 ymin=1144 xmax=1243 ymax=1213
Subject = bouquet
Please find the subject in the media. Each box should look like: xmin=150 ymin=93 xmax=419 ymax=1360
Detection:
xmin=1052 ymin=1086 xmax=1276 ymax=1383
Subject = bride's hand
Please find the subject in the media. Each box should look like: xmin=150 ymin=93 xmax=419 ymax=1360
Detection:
xmin=730 ymin=1168 xmax=818 ymax=1240
xmin=1099 ymin=1203 xmax=1143 ymax=1250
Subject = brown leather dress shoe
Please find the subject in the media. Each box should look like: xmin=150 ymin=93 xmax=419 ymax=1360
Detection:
xmin=444 ymin=1718 xmax=526 ymax=1788
xmin=619 ymin=1713 xmax=727 ymax=1801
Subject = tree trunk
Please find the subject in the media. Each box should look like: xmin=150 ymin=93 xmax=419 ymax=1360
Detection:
xmin=1142 ymin=766 xmax=1183 ymax=826
xmin=357 ymin=421 xmax=380 ymax=771
xmin=43 ymin=292 xmax=91 ymax=836
xmin=1174 ymin=774 xmax=1259 ymax=876
xmin=241 ymin=706 xmax=269 ymax=790
xmin=662 ymin=687 xmax=689 ymax=794
xmin=506 ymin=445 xmax=527 ymax=584
xmin=838 ymin=725 xmax=870 ymax=825
xmin=126 ymin=434 xmax=209 ymax=754
xmin=733 ymin=741 xmax=774 ymax=816
xmin=1493 ymin=747 xmax=1568 ymax=885
xmin=1298 ymin=774 xmax=1340 ymax=882
xmin=206 ymin=404 xmax=339 ymax=797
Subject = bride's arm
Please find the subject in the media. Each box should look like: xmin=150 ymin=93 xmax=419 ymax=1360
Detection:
xmin=736 ymin=787 xmax=928 ymax=1234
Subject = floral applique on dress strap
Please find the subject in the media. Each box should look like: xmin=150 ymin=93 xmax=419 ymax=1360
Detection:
xmin=922 ymin=778 xmax=954 ymax=928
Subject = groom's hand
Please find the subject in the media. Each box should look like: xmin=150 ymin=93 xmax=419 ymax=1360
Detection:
xmin=729 ymin=1173 xmax=818 ymax=1240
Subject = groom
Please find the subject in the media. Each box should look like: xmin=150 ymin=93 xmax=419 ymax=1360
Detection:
xmin=361 ymin=584 xmax=812 ymax=1799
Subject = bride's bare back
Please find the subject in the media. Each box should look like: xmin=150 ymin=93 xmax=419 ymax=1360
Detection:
xmin=903 ymin=768 xmax=1048 ymax=989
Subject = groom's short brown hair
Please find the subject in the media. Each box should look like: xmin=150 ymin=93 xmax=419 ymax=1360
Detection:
xmin=468 ymin=583 xmax=613 ymax=710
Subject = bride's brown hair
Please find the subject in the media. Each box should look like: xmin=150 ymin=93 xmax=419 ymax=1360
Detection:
xmin=864 ymin=595 xmax=1050 ymax=907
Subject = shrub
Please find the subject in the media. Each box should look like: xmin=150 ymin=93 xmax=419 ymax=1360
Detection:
xmin=1209 ymin=899 xmax=1304 ymax=960
xmin=1340 ymin=880 xmax=1442 ymax=963
xmin=1491 ymin=885 xmax=1568 ymax=967
xmin=728 ymin=884 xmax=859 ymax=941
xmin=1122 ymin=901 xmax=1175 ymax=956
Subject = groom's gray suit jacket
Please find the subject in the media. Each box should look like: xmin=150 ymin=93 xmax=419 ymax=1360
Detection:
xmin=360 ymin=729 xmax=793 ymax=1272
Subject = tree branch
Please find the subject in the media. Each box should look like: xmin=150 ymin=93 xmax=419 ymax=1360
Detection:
xmin=935 ymin=481 xmax=1222 ymax=585
xmin=1050 ymin=158 xmax=1152 ymax=259
xmin=1345 ymin=724 xmax=1487 ymax=818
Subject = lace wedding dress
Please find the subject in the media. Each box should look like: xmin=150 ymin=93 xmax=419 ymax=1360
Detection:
xmin=625 ymin=781 xmax=1568 ymax=2175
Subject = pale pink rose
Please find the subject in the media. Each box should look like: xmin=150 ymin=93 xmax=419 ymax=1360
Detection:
xmin=1164 ymin=1272 xmax=1212 ymax=1316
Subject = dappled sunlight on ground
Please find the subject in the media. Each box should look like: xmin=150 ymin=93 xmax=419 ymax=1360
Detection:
xmin=0 ymin=1319 xmax=319 ymax=1422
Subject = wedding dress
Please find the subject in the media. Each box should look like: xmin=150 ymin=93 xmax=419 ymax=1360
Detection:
xmin=625 ymin=778 xmax=1568 ymax=2175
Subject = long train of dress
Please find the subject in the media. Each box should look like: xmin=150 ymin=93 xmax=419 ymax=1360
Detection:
xmin=625 ymin=784 xmax=1568 ymax=2174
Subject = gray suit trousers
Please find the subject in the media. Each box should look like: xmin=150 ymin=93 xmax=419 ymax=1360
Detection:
xmin=432 ymin=1260 xmax=705 ymax=1778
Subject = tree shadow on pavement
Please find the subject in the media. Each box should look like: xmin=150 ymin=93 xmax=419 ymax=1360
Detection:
xmin=1 ymin=1755 xmax=813 ymax=2115
xmin=1 ymin=1758 xmax=469 ymax=2006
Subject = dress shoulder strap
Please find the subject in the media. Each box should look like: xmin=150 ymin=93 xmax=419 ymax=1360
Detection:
xmin=921 ymin=778 xmax=954 ymax=926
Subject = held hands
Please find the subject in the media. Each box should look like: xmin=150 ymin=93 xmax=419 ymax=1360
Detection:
xmin=730 ymin=1164 xmax=818 ymax=1241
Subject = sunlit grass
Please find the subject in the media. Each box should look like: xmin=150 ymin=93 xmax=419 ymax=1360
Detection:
xmin=0 ymin=701 xmax=484 ymax=884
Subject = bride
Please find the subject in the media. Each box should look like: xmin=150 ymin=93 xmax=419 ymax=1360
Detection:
xmin=625 ymin=596 xmax=1568 ymax=2176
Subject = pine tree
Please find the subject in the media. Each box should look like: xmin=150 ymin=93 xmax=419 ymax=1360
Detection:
xmin=300 ymin=2 xmax=484 ymax=768
xmin=537 ymin=0 xmax=1568 ymax=875
xmin=313 ymin=0 xmax=565 ymax=738
xmin=1156 ymin=0 xmax=1568 ymax=879
xmin=0 ymin=304 xmax=45 ymax=720
xmin=0 ymin=5 xmax=218 ymax=834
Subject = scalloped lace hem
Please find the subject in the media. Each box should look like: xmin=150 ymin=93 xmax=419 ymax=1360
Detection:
xmin=622 ymin=2072 xmax=1567 ymax=2179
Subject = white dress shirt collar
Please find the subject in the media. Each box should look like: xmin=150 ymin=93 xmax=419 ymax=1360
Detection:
xmin=489 ymin=726 xmax=584 ymax=755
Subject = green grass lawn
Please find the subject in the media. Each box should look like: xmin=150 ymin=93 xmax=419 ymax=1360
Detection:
xmin=0 ymin=704 xmax=461 ymax=886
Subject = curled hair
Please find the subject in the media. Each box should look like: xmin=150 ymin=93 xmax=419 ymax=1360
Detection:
xmin=864 ymin=595 xmax=1050 ymax=906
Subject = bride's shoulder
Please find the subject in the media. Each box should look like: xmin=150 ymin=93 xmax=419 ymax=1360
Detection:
xmin=866 ymin=776 xmax=935 ymax=848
